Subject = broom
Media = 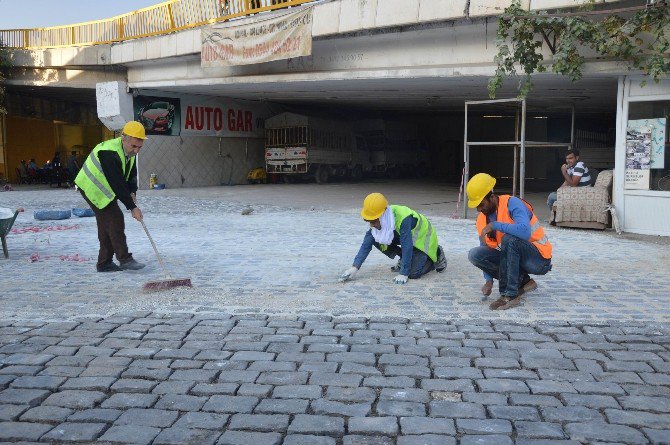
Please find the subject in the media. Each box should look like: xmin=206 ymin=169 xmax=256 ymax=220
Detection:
xmin=140 ymin=220 xmax=192 ymax=292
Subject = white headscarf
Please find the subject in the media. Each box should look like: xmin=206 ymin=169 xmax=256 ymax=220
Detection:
xmin=371 ymin=207 xmax=395 ymax=245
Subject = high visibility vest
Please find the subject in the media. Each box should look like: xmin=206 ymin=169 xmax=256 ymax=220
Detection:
xmin=75 ymin=138 xmax=135 ymax=210
xmin=476 ymin=195 xmax=552 ymax=259
xmin=380 ymin=205 xmax=439 ymax=262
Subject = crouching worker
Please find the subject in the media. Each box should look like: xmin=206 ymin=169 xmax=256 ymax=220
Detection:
xmin=466 ymin=173 xmax=552 ymax=310
xmin=340 ymin=193 xmax=447 ymax=284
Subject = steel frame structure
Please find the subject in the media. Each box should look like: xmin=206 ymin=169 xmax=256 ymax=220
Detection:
xmin=463 ymin=98 xmax=575 ymax=218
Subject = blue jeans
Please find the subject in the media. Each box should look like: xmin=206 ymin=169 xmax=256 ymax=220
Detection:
xmin=468 ymin=235 xmax=552 ymax=297
xmin=547 ymin=191 xmax=557 ymax=213
xmin=375 ymin=234 xmax=434 ymax=279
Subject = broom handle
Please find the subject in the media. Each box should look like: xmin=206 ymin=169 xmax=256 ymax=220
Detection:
xmin=140 ymin=220 xmax=171 ymax=278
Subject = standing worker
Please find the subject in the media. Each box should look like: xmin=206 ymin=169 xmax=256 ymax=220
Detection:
xmin=466 ymin=173 xmax=552 ymax=310
xmin=340 ymin=193 xmax=447 ymax=284
xmin=67 ymin=150 xmax=81 ymax=184
xmin=75 ymin=121 xmax=147 ymax=272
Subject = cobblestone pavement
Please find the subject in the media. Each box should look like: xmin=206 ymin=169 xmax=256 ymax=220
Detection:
xmin=0 ymin=314 xmax=669 ymax=444
xmin=1 ymin=185 xmax=670 ymax=444
xmin=1 ymin=186 xmax=669 ymax=323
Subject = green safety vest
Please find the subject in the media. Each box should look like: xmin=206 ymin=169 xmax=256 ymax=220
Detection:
xmin=380 ymin=204 xmax=439 ymax=262
xmin=74 ymin=137 xmax=135 ymax=209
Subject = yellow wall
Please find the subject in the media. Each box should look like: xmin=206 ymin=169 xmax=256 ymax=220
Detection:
xmin=6 ymin=116 xmax=106 ymax=183
xmin=0 ymin=114 xmax=6 ymax=183
xmin=6 ymin=116 xmax=56 ymax=182
xmin=55 ymin=123 xmax=105 ymax=160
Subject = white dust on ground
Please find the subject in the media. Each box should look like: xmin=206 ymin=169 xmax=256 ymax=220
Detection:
xmin=0 ymin=186 xmax=668 ymax=325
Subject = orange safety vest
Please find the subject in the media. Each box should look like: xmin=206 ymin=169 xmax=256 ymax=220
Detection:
xmin=476 ymin=195 xmax=552 ymax=259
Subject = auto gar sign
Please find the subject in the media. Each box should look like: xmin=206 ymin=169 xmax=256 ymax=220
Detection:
xmin=183 ymin=105 xmax=254 ymax=133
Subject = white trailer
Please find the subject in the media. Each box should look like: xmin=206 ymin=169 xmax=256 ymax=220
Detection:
xmin=265 ymin=112 xmax=370 ymax=183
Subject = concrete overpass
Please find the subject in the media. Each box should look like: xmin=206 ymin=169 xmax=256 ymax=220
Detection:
xmin=4 ymin=0 xmax=623 ymax=112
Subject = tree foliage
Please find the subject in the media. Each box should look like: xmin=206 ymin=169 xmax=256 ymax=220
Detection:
xmin=489 ymin=0 xmax=670 ymax=98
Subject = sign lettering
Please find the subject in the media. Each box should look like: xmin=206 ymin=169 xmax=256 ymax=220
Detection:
xmin=180 ymin=96 xmax=270 ymax=138
xmin=202 ymin=7 xmax=313 ymax=67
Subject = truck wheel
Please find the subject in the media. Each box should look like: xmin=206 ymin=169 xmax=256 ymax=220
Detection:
xmin=282 ymin=175 xmax=294 ymax=184
xmin=351 ymin=165 xmax=363 ymax=181
xmin=315 ymin=165 xmax=329 ymax=184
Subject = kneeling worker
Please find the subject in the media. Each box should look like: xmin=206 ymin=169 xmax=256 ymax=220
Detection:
xmin=76 ymin=121 xmax=147 ymax=272
xmin=466 ymin=173 xmax=552 ymax=310
xmin=340 ymin=193 xmax=447 ymax=284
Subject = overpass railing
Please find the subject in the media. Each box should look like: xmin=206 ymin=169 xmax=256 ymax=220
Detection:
xmin=0 ymin=0 xmax=317 ymax=49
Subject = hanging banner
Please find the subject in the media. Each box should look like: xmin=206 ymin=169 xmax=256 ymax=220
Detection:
xmin=201 ymin=7 xmax=313 ymax=67
xmin=180 ymin=96 xmax=270 ymax=138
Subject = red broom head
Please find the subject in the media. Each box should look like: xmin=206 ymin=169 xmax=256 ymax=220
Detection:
xmin=142 ymin=278 xmax=192 ymax=293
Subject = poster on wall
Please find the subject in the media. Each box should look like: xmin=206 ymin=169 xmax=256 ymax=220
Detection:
xmin=133 ymin=96 xmax=181 ymax=136
xmin=626 ymin=125 xmax=652 ymax=169
xmin=629 ymin=118 xmax=665 ymax=169
xmin=201 ymin=7 xmax=313 ymax=67
xmin=625 ymin=169 xmax=651 ymax=190
xmin=624 ymin=123 xmax=651 ymax=189
xmin=180 ymin=96 xmax=271 ymax=138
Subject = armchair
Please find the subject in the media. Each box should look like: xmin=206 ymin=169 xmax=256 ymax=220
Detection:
xmin=553 ymin=170 xmax=613 ymax=230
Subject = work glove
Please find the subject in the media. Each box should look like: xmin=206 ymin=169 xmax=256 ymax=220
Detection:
xmin=393 ymin=274 xmax=408 ymax=284
xmin=339 ymin=266 xmax=358 ymax=282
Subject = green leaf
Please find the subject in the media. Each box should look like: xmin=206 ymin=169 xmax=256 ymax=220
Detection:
xmin=488 ymin=2 xmax=670 ymax=97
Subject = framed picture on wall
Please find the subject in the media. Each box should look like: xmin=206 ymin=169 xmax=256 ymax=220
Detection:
xmin=133 ymin=96 xmax=181 ymax=136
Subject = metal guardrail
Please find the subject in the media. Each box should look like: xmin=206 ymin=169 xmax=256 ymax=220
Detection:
xmin=0 ymin=0 xmax=316 ymax=49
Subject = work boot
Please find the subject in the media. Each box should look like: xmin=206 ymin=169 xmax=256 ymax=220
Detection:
xmin=489 ymin=296 xmax=509 ymax=310
xmin=390 ymin=259 xmax=401 ymax=272
xmin=520 ymin=278 xmax=537 ymax=294
xmin=492 ymin=279 xmax=536 ymax=310
xmin=119 ymin=259 xmax=146 ymax=271
xmin=97 ymin=262 xmax=121 ymax=273
xmin=497 ymin=295 xmax=523 ymax=310
xmin=435 ymin=245 xmax=447 ymax=272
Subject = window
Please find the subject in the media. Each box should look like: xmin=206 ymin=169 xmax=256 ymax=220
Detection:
xmin=627 ymin=101 xmax=670 ymax=191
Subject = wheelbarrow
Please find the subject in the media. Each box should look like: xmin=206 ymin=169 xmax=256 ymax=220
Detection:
xmin=0 ymin=208 xmax=22 ymax=259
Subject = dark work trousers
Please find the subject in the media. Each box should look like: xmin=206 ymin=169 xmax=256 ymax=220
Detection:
xmin=374 ymin=234 xmax=434 ymax=279
xmin=80 ymin=190 xmax=133 ymax=268
xmin=468 ymin=235 xmax=552 ymax=297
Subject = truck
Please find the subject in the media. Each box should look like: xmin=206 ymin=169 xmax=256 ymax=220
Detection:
xmin=354 ymin=119 xmax=429 ymax=177
xmin=265 ymin=112 xmax=370 ymax=183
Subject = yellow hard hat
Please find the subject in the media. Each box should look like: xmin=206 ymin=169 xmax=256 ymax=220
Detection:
xmin=466 ymin=173 xmax=496 ymax=208
xmin=122 ymin=121 xmax=147 ymax=140
xmin=361 ymin=192 xmax=388 ymax=220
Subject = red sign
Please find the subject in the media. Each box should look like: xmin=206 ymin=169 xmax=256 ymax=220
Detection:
xmin=180 ymin=97 xmax=269 ymax=137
